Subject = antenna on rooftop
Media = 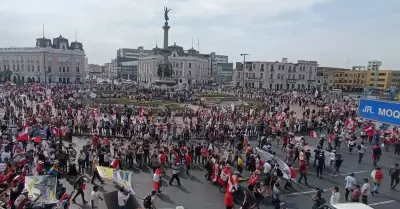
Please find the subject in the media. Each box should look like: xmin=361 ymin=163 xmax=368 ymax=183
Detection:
xmin=42 ymin=24 xmax=45 ymax=38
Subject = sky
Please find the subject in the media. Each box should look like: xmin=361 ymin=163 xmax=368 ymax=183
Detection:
xmin=0 ymin=0 xmax=399 ymax=69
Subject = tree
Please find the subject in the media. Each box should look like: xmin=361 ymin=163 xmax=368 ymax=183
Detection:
xmin=0 ymin=70 xmax=13 ymax=82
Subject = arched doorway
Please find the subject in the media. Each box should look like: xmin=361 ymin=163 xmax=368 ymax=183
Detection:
xmin=21 ymin=76 xmax=25 ymax=82
xmin=32 ymin=77 xmax=35 ymax=83
xmin=62 ymin=77 xmax=66 ymax=83
xmin=27 ymin=77 xmax=32 ymax=83
xmin=49 ymin=77 xmax=52 ymax=83
xmin=75 ymin=78 xmax=80 ymax=83
xmin=13 ymin=76 xmax=17 ymax=83
xmin=67 ymin=78 xmax=70 ymax=83
xmin=59 ymin=78 xmax=62 ymax=83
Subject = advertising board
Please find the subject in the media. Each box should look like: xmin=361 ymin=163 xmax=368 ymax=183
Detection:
xmin=358 ymin=99 xmax=400 ymax=125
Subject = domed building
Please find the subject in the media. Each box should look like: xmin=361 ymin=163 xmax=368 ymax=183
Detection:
xmin=0 ymin=34 xmax=85 ymax=83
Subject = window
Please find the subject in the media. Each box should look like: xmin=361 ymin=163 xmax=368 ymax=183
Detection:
xmin=28 ymin=65 xmax=30 ymax=72
xmin=59 ymin=67 xmax=61 ymax=72
xmin=62 ymin=67 xmax=65 ymax=72
xmin=17 ymin=65 xmax=19 ymax=71
xmin=67 ymin=67 xmax=69 ymax=72
xmin=76 ymin=67 xmax=80 ymax=73
xmin=48 ymin=66 xmax=51 ymax=73
xmin=188 ymin=71 xmax=191 ymax=76
xmin=13 ymin=65 xmax=15 ymax=70
xmin=189 ymin=63 xmax=191 ymax=68
xmin=261 ymin=64 xmax=264 ymax=71
xmin=302 ymin=75 xmax=305 ymax=80
xmin=278 ymin=65 xmax=281 ymax=70
xmin=260 ymin=73 xmax=263 ymax=78
xmin=298 ymin=74 xmax=301 ymax=79
xmin=37 ymin=66 xmax=40 ymax=72
xmin=21 ymin=65 xmax=23 ymax=70
xmin=282 ymin=65 xmax=285 ymax=70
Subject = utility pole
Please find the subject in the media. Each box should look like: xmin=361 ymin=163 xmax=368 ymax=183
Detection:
xmin=240 ymin=53 xmax=249 ymax=100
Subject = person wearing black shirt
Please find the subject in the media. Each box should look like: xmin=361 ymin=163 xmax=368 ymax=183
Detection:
xmin=241 ymin=191 xmax=251 ymax=209
xmin=194 ymin=145 xmax=201 ymax=164
xmin=72 ymin=175 xmax=88 ymax=204
xmin=252 ymin=181 xmax=264 ymax=209
xmin=390 ymin=162 xmax=400 ymax=189
xmin=143 ymin=142 xmax=150 ymax=164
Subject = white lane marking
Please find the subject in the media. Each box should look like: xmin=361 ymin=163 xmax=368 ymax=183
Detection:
xmin=369 ymin=200 xmax=396 ymax=206
xmin=287 ymin=188 xmax=331 ymax=196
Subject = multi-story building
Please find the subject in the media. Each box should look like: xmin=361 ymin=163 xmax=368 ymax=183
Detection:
xmin=216 ymin=63 xmax=234 ymax=85
xmin=233 ymin=58 xmax=318 ymax=90
xmin=367 ymin=60 xmax=382 ymax=71
xmin=138 ymin=43 xmax=214 ymax=87
xmin=0 ymin=35 xmax=85 ymax=83
xmin=87 ymin=64 xmax=103 ymax=79
xmin=365 ymin=70 xmax=400 ymax=89
xmin=209 ymin=52 xmax=229 ymax=80
xmin=114 ymin=47 xmax=152 ymax=80
xmin=316 ymin=67 xmax=344 ymax=91
xmin=332 ymin=69 xmax=366 ymax=91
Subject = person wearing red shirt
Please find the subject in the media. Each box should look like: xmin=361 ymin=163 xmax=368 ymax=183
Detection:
xmin=298 ymin=161 xmax=309 ymax=185
xmin=224 ymin=188 xmax=235 ymax=209
xmin=92 ymin=134 xmax=99 ymax=148
xmin=185 ymin=153 xmax=191 ymax=175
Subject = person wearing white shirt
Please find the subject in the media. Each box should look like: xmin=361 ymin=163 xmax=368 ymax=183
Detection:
xmin=117 ymin=187 xmax=131 ymax=209
xmin=91 ymin=185 xmax=103 ymax=209
xmin=330 ymin=186 xmax=340 ymax=205
xmin=344 ymin=173 xmax=356 ymax=201
xmin=361 ymin=178 xmax=370 ymax=205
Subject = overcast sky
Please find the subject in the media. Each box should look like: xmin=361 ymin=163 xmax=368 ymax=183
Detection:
xmin=0 ymin=0 xmax=399 ymax=69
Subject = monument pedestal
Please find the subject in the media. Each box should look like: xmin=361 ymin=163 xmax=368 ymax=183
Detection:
xmin=154 ymin=79 xmax=177 ymax=90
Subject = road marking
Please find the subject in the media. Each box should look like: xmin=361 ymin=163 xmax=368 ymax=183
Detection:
xmin=369 ymin=200 xmax=395 ymax=206
xmin=287 ymin=188 xmax=331 ymax=196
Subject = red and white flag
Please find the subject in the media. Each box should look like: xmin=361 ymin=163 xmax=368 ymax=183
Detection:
xmin=140 ymin=108 xmax=144 ymax=117
xmin=309 ymin=130 xmax=318 ymax=138
xmin=345 ymin=118 xmax=354 ymax=130
xmin=16 ymin=123 xmax=30 ymax=141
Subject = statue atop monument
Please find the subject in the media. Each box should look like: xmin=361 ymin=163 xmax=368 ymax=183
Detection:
xmin=164 ymin=7 xmax=171 ymax=22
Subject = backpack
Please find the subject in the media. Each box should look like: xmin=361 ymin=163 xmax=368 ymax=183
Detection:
xmin=143 ymin=194 xmax=152 ymax=208
xmin=357 ymin=144 xmax=361 ymax=150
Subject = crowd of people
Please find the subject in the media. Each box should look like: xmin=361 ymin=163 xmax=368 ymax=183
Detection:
xmin=0 ymin=83 xmax=399 ymax=209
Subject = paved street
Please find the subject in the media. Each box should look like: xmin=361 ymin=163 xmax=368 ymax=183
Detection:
xmin=266 ymin=132 xmax=400 ymax=209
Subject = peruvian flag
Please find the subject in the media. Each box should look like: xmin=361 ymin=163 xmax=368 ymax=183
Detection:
xmin=17 ymin=123 xmax=30 ymax=141
xmin=309 ymin=130 xmax=318 ymax=138
xmin=345 ymin=118 xmax=355 ymax=130
xmin=111 ymin=159 xmax=119 ymax=169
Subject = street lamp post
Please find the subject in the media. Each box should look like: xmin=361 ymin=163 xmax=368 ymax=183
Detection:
xmin=240 ymin=53 xmax=249 ymax=100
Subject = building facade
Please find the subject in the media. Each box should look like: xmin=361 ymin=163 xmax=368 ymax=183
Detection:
xmin=210 ymin=52 xmax=228 ymax=80
xmin=332 ymin=69 xmax=366 ymax=91
xmin=233 ymin=58 xmax=318 ymax=90
xmin=216 ymin=63 xmax=234 ymax=85
xmin=316 ymin=67 xmax=344 ymax=90
xmin=367 ymin=60 xmax=382 ymax=71
xmin=138 ymin=43 xmax=213 ymax=87
xmin=114 ymin=47 xmax=152 ymax=80
xmin=365 ymin=70 xmax=400 ymax=89
xmin=0 ymin=35 xmax=85 ymax=83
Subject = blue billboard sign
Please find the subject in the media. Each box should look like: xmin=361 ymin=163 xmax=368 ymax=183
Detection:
xmin=359 ymin=99 xmax=400 ymax=126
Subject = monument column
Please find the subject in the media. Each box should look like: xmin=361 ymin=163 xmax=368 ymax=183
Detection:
xmin=162 ymin=23 xmax=170 ymax=64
